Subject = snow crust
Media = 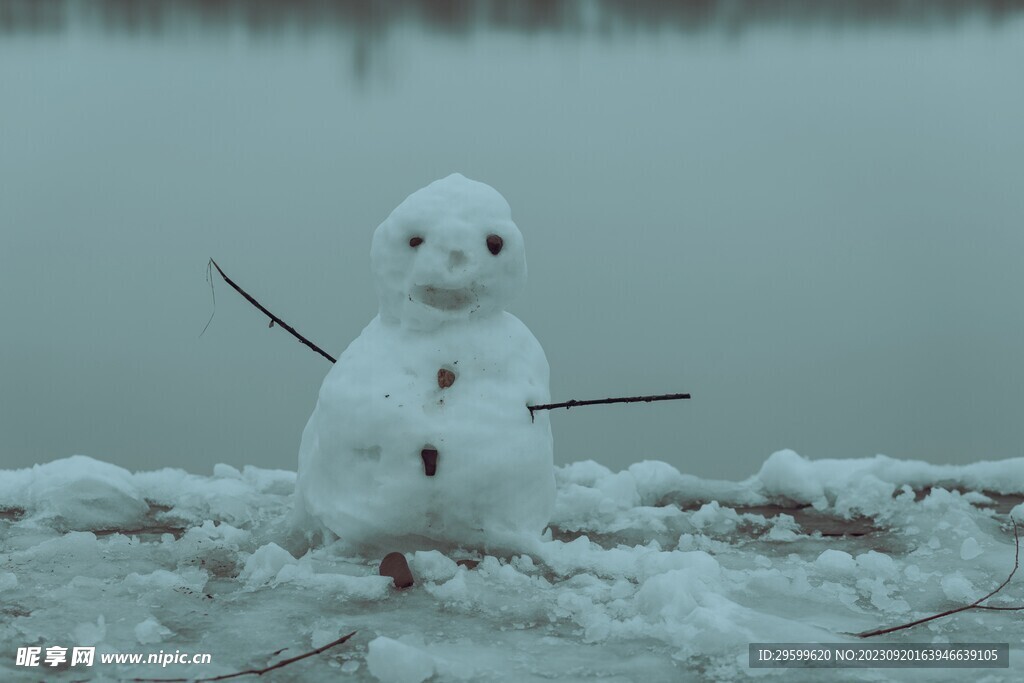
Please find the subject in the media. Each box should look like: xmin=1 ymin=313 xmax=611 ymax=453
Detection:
xmin=2 ymin=451 xmax=1023 ymax=681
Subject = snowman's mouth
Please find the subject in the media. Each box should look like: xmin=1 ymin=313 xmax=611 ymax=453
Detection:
xmin=413 ymin=285 xmax=476 ymax=311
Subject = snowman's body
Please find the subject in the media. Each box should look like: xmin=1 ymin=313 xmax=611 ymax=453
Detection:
xmin=295 ymin=174 xmax=555 ymax=552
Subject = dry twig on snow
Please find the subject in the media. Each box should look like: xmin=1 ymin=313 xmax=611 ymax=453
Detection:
xmin=856 ymin=519 xmax=1021 ymax=638
xmin=205 ymin=259 xmax=691 ymax=414
xmin=129 ymin=630 xmax=357 ymax=682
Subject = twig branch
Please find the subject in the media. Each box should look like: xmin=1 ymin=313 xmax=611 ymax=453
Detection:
xmin=528 ymin=393 xmax=690 ymax=419
xmin=204 ymin=259 xmax=691 ymax=414
xmin=207 ymin=259 xmax=336 ymax=363
xmin=856 ymin=519 xmax=1020 ymax=638
xmin=130 ymin=630 xmax=357 ymax=682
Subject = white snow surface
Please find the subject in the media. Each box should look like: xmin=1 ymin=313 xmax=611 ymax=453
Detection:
xmin=295 ymin=174 xmax=555 ymax=553
xmin=2 ymin=450 xmax=1023 ymax=681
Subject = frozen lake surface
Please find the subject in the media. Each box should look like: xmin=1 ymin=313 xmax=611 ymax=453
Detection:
xmin=3 ymin=1 xmax=1023 ymax=481
xmin=2 ymin=451 xmax=1023 ymax=681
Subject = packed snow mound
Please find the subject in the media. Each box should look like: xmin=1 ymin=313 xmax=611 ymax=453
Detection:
xmin=295 ymin=174 xmax=555 ymax=554
xmin=757 ymin=448 xmax=1024 ymax=506
xmin=0 ymin=455 xmax=148 ymax=530
xmin=2 ymin=451 xmax=1023 ymax=681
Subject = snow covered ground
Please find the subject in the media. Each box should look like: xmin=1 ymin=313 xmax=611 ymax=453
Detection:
xmin=2 ymin=450 xmax=1023 ymax=682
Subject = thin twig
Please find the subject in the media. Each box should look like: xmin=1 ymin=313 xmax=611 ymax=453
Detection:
xmin=200 ymin=261 xmax=218 ymax=338
xmin=207 ymin=259 xmax=337 ymax=363
xmin=528 ymin=393 xmax=690 ymax=420
xmin=205 ymin=260 xmax=691 ymax=414
xmin=856 ymin=519 xmax=1020 ymax=638
xmin=130 ymin=630 xmax=357 ymax=682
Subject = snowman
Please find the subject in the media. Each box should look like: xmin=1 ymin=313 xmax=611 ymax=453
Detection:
xmin=294 ymin=173 xmax=555 ymax=557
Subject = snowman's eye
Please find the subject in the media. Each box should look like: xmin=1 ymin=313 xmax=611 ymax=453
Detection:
xmin=409 ymin=236 xmax=424 ymax=248
xmin=486 ymin=234 xmax=503 ymax=255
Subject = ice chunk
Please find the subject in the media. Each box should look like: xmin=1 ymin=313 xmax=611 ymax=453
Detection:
xmin=174 ymin=521 xmax=252 ymax=576
xmin=1010 ymin=502 xmax=1024 ymax=523
xmin=72 ymin=615 xmax=106 ymax=646
xmin=366 ymin=637 xmax=436 ymax=683
xmin=689 ymin=501 xmax=740 ymax=534
xmin=627 ymin=460 xmax=685 ymax=505
xmin=274 ymin=562 xmax=392 ymax=600
xmin=213 ymin=463 xmax=242 ymax=479
xmin=124 ymin=567 xmax=209 ymax=594
xmin=240 ymin=542 xmax=297 ymax=586
xmin=427 ymin=570 xmax=470 ymax=605
xmin=410 ymin=550 xmax=459 ymax=583
xmin=241 ymin=465 xmax=295 ymax=495
xmin=814 ymin=549 xmax=857 ymax=577
xmin=0 ymin=572 xmax=17 ymax=591
xmin=756 ymin=450 xmax=826 ymax=504
xmin=134 ymin=616 xmax=173 ymax=644
xmin=960 ymin=537 xmax=982 ymax=560
xmin=941 ymin=573 xmax=976 ymax=602
xmin=18 ymin=455 xmax=148 ymax=530
xmin=856 ymin=551 xmax=898 ymax=579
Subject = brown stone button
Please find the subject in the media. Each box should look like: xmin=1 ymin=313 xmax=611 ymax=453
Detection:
xmin=421 ymin=447 xmax=438 ymax=476
xmin=379 ymin=552 xmax=414 ymax=589
xmin=438 ymin=368 xmax=456 ymax=389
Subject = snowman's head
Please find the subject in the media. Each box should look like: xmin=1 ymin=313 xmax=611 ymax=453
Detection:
xmin=371 ymin=173 xmax=527 ymax=329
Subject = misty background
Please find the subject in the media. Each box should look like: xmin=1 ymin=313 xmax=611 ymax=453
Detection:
xmin=1 ymin=0 xmax=1022 ymax=481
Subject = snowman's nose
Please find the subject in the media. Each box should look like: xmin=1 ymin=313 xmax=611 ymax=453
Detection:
xmin=448 ymin=250 xmax=467 ymax=270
